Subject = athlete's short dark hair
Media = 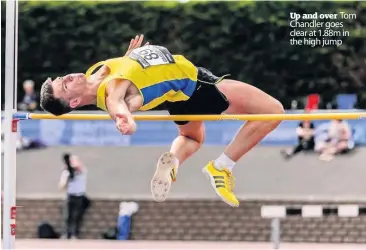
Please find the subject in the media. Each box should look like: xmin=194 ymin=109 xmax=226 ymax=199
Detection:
xmin=40 ymin=78 xmax=73 ymax=116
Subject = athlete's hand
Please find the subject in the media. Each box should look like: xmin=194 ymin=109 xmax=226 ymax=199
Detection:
xmin=124 ymin=34 xmax=149 ymax=56
xmin=115 ymin=114 xmax=136 ymax=135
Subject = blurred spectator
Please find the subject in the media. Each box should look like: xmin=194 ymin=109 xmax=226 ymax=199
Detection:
xmin=59 ymin=153 xmax=89 ymax=239
xmin=18 ymin=80 xmax=38 ymax=111
xmin=117 ymin=202 xmax=139 ymax=240
xmin=1 ymin=119 xmax=46 ymax=154
xmin=318 ymin=120 xmax=355 ymax=161
xmin=281 ymin=120 xmax=315 ymax=159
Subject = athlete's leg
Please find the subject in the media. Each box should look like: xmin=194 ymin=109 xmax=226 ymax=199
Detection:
xmin=203 ymin=79 xmax=284 ymax=207
xmin=170 ymin=121 xmax=205 ymax=165
xmin=218 ymin=79 xmax=284 ymax=162
xmin=151 ymin=121 xmax=205 ymax=202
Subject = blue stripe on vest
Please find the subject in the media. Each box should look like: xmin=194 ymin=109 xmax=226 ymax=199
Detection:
xmin=141 ymin=78 xmax=197 ymax=105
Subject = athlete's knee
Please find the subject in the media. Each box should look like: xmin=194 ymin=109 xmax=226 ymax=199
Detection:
xmin=268 ymin=98 xmax=285 ymax=115
xmin=262 ymin=98 xmax=284 ymax=130
xmin=269 ymin=98 xmax=284 ymax=120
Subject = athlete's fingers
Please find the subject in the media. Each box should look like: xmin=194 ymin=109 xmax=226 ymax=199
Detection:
xmin=136 ymin=34 xmax=144 ymax=47
xmin=129 ymin=36 xmax=138 ymax=49
xmin=132 ymin=35 xmax=141 ymax=49
xmin=122 ymin=126 xmax=131 ymax=135
xmin=134 ymin=35 xmax=139 ymax=47
xmin=117 ymin=124 xmax=128 ymax=135
xmin=128 ymin=39 xmax=134 ymax=50
xmin=116 ymin=113 xmax=128 ymax=122
xmin=116 ymin=124 xmax=122 ymax=133
xmin=120 ymin=125 xmax=130 ymax=135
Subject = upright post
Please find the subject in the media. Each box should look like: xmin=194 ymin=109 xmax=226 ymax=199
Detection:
xmin=271 ymin=218 xmax=281 ymax=249
xmin=3 ymin=0 xmax=19 ymax=249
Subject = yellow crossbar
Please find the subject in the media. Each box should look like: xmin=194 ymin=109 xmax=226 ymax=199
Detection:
xmin=27 ymin=113 xmax=366 ymax=121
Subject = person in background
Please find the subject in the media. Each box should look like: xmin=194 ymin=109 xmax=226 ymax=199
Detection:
xmin=281 ymin=120 xmax=315 ymax=159
xmin=319 ymin=119 xmax=354 ymax=161
xmin=1 ymin=118 xmax=46 ymax=154
xmin=117 ymin=202 xmax=139 ymax=240
xmin=18 ymin=80 xmax=38 ymax=111
xmin=59 ymin=153 xmax=88 ymax=239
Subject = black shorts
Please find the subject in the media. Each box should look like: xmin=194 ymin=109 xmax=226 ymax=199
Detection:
xmin=165 ymin=67 xmax=230 ymax=125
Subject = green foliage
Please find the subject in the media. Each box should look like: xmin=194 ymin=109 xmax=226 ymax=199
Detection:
xmin=1 ymin=1 xmax=365 ymax=108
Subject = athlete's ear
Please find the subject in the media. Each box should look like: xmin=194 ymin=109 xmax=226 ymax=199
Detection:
xmin=69 ymin=98 xmax=81 ymax=108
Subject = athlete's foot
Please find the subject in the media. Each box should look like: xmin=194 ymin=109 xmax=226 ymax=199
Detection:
xmin=151 ymin=152 xmax=178 ymax=202
xmin=202 ymin=161 xmax=239 ymax=207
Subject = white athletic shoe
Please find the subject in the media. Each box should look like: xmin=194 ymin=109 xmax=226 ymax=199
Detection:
xmin=151 ymin=152 xmax=178 ymax=202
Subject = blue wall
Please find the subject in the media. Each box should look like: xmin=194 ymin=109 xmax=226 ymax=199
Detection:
xmin=17 ymin=118 xmax=366 ymax=146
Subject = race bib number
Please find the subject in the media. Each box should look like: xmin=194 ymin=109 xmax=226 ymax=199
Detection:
xmin=129 ymin=45 xmax=175 ymax=69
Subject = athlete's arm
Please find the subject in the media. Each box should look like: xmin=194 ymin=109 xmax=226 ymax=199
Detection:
xmin=105 ymin=79 xmax=133 ymax=120
xmin=105 ymin=79 xmax=137 ymax=135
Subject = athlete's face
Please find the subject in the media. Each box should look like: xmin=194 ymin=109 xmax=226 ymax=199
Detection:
xmin=51 ymin=73 xmax=87 ymax=108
